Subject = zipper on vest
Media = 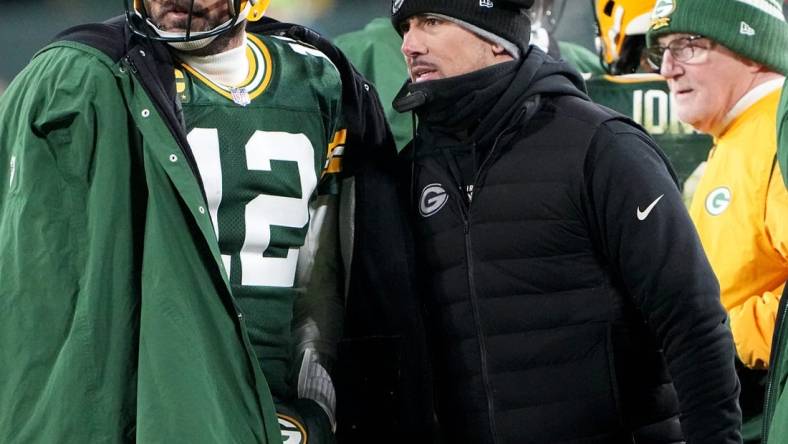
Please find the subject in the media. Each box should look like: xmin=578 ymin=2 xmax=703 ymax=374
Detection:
xmin=470 ymin=106 xmax=528 ymax=199
xmin=464 ymin=208 xmax=498 ymax=441
xmin=762 ymin=290 xmax=788 ymax=443
xmin=460 ymin=105 xmax=531 ymax=442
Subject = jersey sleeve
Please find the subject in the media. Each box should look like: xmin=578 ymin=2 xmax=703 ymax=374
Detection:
xmin=587 ymin=120 xmax=741 ymax=444
xmin=729 ymin=162 xmax=788 ymax=369
xmin=318 ymin=63 xmax=345 ymax=197
xmin=319 ymin=128 xmax=347 ymax=196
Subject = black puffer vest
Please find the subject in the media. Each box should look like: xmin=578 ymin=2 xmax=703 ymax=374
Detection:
xmin=400 ymin=49 xmax=683 ymax=444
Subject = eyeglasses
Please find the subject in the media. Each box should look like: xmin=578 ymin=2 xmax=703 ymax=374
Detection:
xmin=645 ymin=35 xmax=712 ymax=71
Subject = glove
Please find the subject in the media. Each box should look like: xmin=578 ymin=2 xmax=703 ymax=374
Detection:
xmin=277 ymin=398 xmax=335 ymax=444
xmin=297 ymin=347 xmax=336 ymax=430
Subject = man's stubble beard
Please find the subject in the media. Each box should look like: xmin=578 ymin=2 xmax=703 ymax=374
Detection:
xmin=147 ymin=0 xmax=247 ymax=56
xmin=178 ymin=22 xmax=247 ymax=56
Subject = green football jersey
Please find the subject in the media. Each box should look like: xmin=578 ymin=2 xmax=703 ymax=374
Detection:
xmin=176 ymin=33 xmax=345 ymax=401
xmin=586 ymin=73 xmax=712 ymax=191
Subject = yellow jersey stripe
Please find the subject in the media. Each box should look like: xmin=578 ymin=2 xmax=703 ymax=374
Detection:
xmin=179 ymin=34 xmax=273 ymax=102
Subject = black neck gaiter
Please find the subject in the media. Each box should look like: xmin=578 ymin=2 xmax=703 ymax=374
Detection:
xmin=404 ymin=59 xmax=521 ymax=133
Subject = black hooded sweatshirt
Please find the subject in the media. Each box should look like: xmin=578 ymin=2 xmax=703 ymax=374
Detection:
xmin=396 ymin=47 xmax=742 ymax=444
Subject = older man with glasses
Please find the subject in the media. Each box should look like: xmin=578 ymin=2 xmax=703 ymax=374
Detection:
xmin=647 ymin=1 xmax=788 ymax=443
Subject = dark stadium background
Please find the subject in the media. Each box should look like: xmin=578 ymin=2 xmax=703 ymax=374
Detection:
xmin=0 ymin=0 xmax=597 ymax=93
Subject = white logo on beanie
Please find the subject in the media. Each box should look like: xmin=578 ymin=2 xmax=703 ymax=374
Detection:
xmin=740 ymin=21 xmax=756 ymax=35
xmin=393 ymin=0 xmax=404 ymax=14
xmin=480 ymin=0 xmax=494 ymax=8
xmin=652 ymin=0 xmax=676 ymax=19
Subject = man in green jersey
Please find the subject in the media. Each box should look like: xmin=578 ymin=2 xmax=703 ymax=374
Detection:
xmin=0 ymin=0 xmax=411 ymax=442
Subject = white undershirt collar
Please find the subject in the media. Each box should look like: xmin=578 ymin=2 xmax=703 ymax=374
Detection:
xmin=177 ymin=34 xmax=250 ymax=87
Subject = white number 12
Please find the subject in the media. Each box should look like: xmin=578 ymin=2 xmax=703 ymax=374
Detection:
xmin=188 ymin=129 xmax=317 ymax=288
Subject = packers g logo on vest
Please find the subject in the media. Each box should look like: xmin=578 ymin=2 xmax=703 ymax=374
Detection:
xmin=650 ymin=0 xmax=675 ymax=30
xmin=705 ymin=186 xmax=732 ymax=216
xmin=420 ymin=183 xmax=449 ymax=217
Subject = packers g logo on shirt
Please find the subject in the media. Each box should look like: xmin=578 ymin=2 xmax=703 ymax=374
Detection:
xmin=705 ymin=186 xmax=732 ymax=216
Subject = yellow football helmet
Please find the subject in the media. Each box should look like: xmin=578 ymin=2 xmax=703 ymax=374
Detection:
xmin=126 ymin=0 xmax=270 ymax=42
xmin=592 ymin=0 xmax=655 ymax=74
xmin=247 ymin=0 xmax=271 ymax=22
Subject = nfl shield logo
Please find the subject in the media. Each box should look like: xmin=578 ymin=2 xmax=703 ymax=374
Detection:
xmin=230 ymin=87 xmax=251 ymax=107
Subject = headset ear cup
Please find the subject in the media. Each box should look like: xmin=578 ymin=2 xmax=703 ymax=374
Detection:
xmin=247 ymin=0 xmax=271 ymax=21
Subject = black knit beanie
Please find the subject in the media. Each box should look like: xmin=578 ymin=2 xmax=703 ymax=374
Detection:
xmin=391 ymin=0 xmax=535 ymax=51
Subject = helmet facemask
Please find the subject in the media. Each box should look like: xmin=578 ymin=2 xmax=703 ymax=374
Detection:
xmin=124 ymin=0 xmax=269 ymax=46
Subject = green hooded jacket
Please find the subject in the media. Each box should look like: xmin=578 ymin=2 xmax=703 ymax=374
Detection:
xmin=0 ymin=26 xmax=282 ymax=444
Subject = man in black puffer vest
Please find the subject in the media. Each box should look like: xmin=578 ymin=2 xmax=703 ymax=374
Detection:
xmin=390 ymin=0 xmax=742 ymax=443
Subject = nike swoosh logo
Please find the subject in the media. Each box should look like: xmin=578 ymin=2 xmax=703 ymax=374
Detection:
xmin=637 ymin=194 xmax=665 ymax=221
